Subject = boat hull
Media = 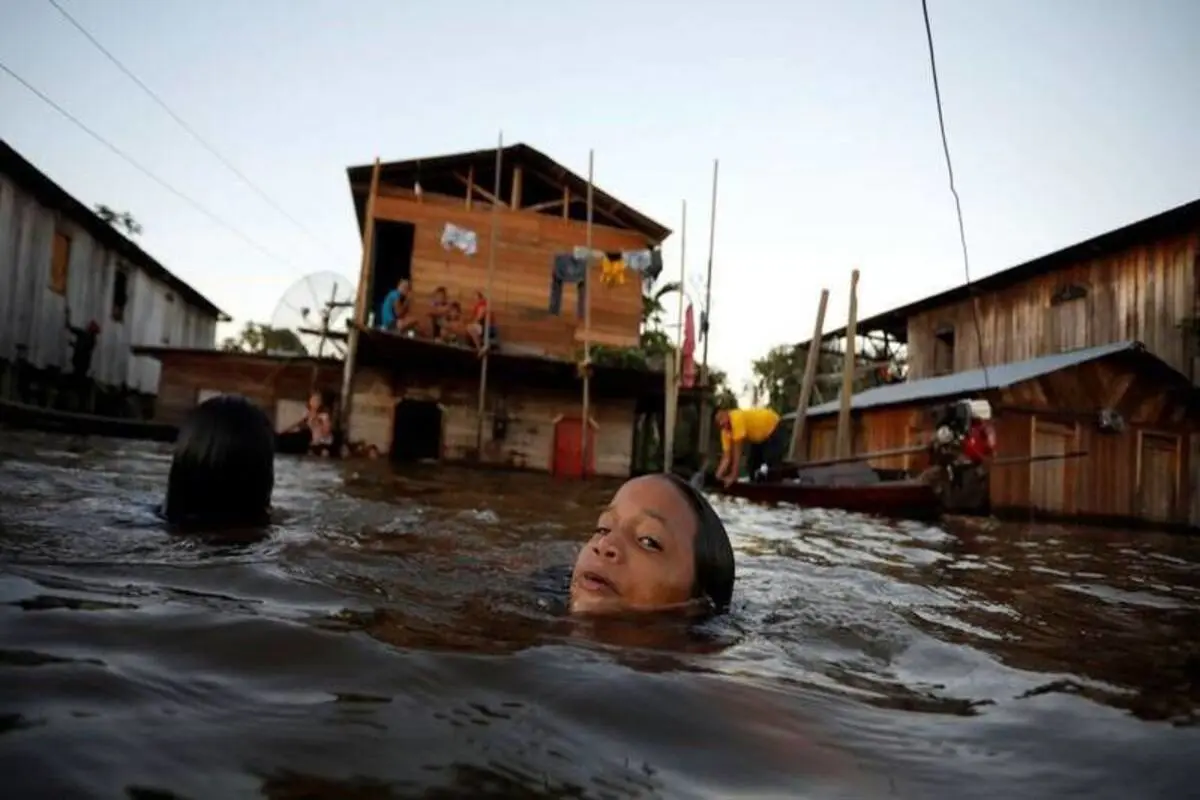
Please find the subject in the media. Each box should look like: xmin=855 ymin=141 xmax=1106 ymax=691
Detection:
xmin=716 ymin=478 xmax=942 ymax=522
xmin=0 ymin=399 xmax=177 ymax=442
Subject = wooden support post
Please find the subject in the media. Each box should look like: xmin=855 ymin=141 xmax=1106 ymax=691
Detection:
xmin=835 ymin=269 xmax=860 ymax=459
xmin=475 ymin=133 xmax=504 ymax=456
xmin=664 ymin=353 xmax=677 ymax=472
xmin=579 ymin=149 xmax=595 ymax=478
xmin=665 ymin=199 xmax=687 ymax=474
xmin=338 ymin=157 xmax=381 ymax=440
xmin=465 ymin=165 xmax=474 ymax=211
xmin=562 ymin=185 xmax=570 ymax=219
xmin=696 ymin=158 xmax=720 ymax=461
xmin=511 ymin=166 xmax=523 ymax=209
xmin=788 ymin=288 xmax=829 ymax=463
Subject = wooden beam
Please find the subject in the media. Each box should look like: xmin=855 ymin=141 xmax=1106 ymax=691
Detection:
xmin=339 ymin=157 xmax=381 ymax=440
xmin=465 ymin=165 xmax=474 ymax=211
xmin=511 ymin=166 xmax=523 ymax=209
xmin=562 ymin=185 xmax=570 ymax=219
xmin=836 ymin=269 xmax=860 ymax=459
xmin=524 ymin=197 xmax=569 ymax=213
xmin=454 ymin=172 xmax=507 ymax=208
xmin=788 ymin=289 xmax=829 ymax=463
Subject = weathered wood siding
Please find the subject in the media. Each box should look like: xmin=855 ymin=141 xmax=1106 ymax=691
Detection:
xmin=371 ymin=186 xmax=648 ymax=358
xmin=803 ymin=354 xmax=1198 ymax=527
xmin=0 ymin=173 xmax=219 ymax=393
xmin=152 ymin=351 xmax=342 ymax=428
xmin=906 ymin=232 xmax=1200 ymax=381
xmin=348 ymin=365 xmax=636 ymax=476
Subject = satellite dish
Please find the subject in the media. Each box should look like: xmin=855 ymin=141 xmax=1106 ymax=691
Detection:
xmin=269 ymin=271 xmax=357 ymax=359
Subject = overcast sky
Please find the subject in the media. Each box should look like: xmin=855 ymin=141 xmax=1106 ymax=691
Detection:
xmin=3 ymin=0 xmax=1198 ymax=395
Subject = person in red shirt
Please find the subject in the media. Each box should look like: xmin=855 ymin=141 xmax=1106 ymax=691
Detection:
xmin=466 ymin=290 xmax=498 ymax=353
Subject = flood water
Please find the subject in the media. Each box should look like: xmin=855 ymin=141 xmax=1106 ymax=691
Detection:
xmin=0 ymin=431 xmax=1197 ymax=799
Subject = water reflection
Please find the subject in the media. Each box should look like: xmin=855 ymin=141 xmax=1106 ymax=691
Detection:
xmin=0 ymin=429 xmax=1197 ymax=798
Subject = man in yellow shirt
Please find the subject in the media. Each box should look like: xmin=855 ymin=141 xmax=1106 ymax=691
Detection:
xmin=714 ymin=406 xmax=786 ymax=487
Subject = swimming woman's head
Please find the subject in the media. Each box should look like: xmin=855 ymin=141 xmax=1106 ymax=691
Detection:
xmin=570 ymin=473 xmax=735 ymax=616
xmin=163 ymin=394 xmax=275 ymax=529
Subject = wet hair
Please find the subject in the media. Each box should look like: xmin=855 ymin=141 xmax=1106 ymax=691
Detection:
xmin=163 ymin=395 xmax=275 ymax=529
xmin=659 ymin=472 xmax=735 ymax=611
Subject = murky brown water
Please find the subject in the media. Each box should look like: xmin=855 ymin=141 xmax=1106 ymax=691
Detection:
xmin=0 ymin=430 xmax=1197 ymax=799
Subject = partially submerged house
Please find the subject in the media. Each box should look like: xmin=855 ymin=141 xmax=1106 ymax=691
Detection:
xmin=133 ymin=346 xmax=344 ymax=430
xmin=0 ymin=139 xmax=227 ymax=416
xmin=792 ymin=342 xmax=1199 ymax=529
xmin=343 ymin=143 xmax=675 ymax=477
xmin=793 ymin=197 xmax=1200 ymax=530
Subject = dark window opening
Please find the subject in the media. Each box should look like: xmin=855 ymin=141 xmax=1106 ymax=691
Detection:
xmin=371 ymin=220 xmax=416 ymax=321
xmin=391 ymin=399 xmax=442 ymax=462
xmin=112 ymin=268 xmax=129 ymax=322
xmin=933 ymin=326 xmax=956 ymax=376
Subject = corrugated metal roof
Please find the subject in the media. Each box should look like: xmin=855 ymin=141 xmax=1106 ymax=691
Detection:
xmin=792 ymin=340 xmax=1141 ymax=419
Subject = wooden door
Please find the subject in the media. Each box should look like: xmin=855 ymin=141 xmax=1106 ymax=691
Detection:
xmin=1030 ymin=421 xmax=1072 ymax=513
xmin=553 ymin=418 xmax=595 ymax=478
xmin=1139 ymin=433 xmax=1178 ymax=523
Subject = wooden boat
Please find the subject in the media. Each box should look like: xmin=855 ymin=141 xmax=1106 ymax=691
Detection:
xmin=715 ymin=477 xmax=942 ymax=522
xmin=696 ymin=460 xmax=942 ymax=522
xmin=0 ymin=399 xmax=177 ymax=442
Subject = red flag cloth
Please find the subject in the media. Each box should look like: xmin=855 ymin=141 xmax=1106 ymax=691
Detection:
xmin=681 ymin=303 xmax=697 ymax=388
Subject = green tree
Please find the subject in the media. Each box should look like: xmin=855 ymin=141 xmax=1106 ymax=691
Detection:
xmin=221 ymin=322 xmax=308 ymax=355
xmin=94 ymin=204 xmax=143 ymax=238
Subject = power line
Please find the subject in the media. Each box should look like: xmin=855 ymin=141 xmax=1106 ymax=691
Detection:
xmin=46 ymin=0 xmax=334 ymax=257
xmin=0 ymin=58 xmax=297 ymax=271
xmin=920 ymin=0 xmax=990 ymax=389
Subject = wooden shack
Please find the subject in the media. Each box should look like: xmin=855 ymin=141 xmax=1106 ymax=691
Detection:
xmin=791 ymin=341 xmax=1200 ymax=530
xmin=0 ymin=139 xmax=227 ymax=414
xmin=816 ymin=197 xmax=1200 ymax=382
xmin=343 ymin=143 xmax=672 ymax=477
xmin=134 ymin=346 xmax=343 ymax=431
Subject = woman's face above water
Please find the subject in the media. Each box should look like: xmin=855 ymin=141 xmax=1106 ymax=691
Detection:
xmin=570 ymin=475 xmax=697 ymax=615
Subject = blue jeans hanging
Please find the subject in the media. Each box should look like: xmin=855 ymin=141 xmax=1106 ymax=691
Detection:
xmin=548 ymin=254 xmax=588 ymax=317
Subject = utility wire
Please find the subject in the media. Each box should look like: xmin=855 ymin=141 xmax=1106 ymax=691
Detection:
xmin=920 ymin=0 xmax=991 ymax=389
xmin=46 ymin=0 xmax=335 ymax=257
xmin=0 ymin=59 xmax=296 ymax=270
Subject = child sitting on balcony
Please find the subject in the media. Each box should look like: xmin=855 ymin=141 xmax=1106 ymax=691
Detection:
xmin=466 ymin=290 xmax=499 ymax=354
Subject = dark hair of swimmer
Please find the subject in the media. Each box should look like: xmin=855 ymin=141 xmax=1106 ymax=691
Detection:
xmin=570 ymin=472 xmax=735 ymax=615
xmin=163 ymin=394 xmax=275 ymax=528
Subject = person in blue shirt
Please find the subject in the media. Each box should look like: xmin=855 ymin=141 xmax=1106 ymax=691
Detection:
xmin=379 ymin=278 xmax=418 ymax=333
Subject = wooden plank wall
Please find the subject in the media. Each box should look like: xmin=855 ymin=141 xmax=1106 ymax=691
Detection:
xmin=153 ymin=353 xmax=342 ymax=427
xmin=989 ymin=357 xmax=1195 ymax=526
xmin=803 ymin=408 xmax=926 ymax=471
xmin=905 ymin=232 xmax=1200 ymax=380
xmin=800 ymin=356 xmax=1198 ymax=527
xmin=371 ymin=187 xmax=649 ymax=359
xmin=347 ymin=366 xmax=636 ymax=476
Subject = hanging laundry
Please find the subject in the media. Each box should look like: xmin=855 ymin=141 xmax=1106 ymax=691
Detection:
xmin=600 ymin=253 xmax=626 ymax=287
xmin=623 ymin=249 xmax=664 ymax=284
xmin=548 ymin=254 xmax=588 ymax=317
xmin=440 ymin=222 xmax=478 ymax=256
xmin=572 ymin=246 xmax=601 ymax=262
xmin=681 ymin=303 xmax=697 ymax=388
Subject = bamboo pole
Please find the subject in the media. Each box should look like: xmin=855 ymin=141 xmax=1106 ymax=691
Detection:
xmin=696 ymin=159 xmax=720 ymax=460
xmin=787 ymin=288 xmax=829 ymax=463
xmin=338 ymin=157 xmax=381 ymax=439
xmin=835 ymin=269 xmax=860 ymax=459
xmin=475 ymin=132 xmax=504 ymax=456
xmin=579 ymin=149 xmax=595 ymax=477
xmin=664 ymin=199 xmax=687 ymax=473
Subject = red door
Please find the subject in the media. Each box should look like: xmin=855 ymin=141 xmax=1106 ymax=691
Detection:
xmin=553 ymin=417 xmax=596 ymax=478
